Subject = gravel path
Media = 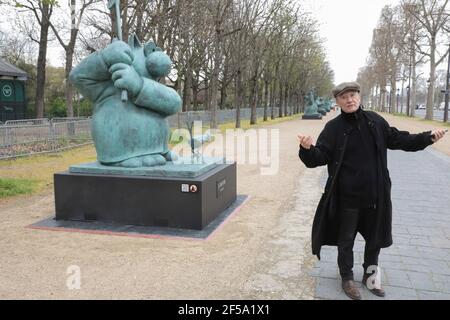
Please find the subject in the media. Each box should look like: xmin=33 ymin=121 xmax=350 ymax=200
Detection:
xmin=0 ymin=113 xmax=333 ymax=299
xmin=0 ymin=110 xmax=447 ymax=300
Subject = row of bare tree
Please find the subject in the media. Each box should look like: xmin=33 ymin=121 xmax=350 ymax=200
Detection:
xmin=357 ymin=0 xmax=449 ymax=121
xmin=0 ymin=0 xmax=334 ymax=128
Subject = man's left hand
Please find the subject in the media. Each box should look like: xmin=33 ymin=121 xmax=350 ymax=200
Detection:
xmin=431 ymin=129 xmax=447 ymax=143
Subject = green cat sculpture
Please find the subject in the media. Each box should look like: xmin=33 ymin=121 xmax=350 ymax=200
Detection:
xmin=69 ymin=35 xmax=182 ymax=168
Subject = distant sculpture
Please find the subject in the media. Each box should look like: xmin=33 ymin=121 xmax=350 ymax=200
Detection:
xmin=315 ymin=97 xmax=325 ymax=116
xmin=69 ymin=35 xmax=182 ymax=168
xmin=302 ymin=88 xmax=323 ymax=120
xmin=323 ymin=98 xmax=333 ymax=112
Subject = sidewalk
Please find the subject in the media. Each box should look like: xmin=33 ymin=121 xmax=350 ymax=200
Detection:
xmin=311 ymin=146 xmax=450 ymax=300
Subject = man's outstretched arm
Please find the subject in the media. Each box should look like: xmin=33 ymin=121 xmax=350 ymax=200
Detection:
xmin=298 ymin=129 xmax=333 ymax=168
xmin=383 ymin=117 xmax=447 ymax=151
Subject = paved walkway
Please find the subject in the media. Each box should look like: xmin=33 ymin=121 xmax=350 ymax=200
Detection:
xmin=311 ymin=147 xmax=450 ymax=300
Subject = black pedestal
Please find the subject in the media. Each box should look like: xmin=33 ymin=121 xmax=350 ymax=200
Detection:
xmin=54 ymin=163 xmax=237 ymax=230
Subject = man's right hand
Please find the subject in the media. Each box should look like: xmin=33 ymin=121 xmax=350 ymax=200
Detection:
xmin=297 ymin=134 xmax=313 ymax=150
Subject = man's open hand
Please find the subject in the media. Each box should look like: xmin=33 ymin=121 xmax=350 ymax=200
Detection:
xmin=431 ymin=129 xmax=447 ymax=143
xmin=297 ymin=134 xmax=313 ymax=150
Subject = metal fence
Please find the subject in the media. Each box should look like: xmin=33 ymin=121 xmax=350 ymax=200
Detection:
xmin=0 ymin=118 xmax=92 ymax=160
xmin=0 ymin=108 xmax=285 ymax=160
xmin=4 ymin=118 xmax=50 ymax=126
xmin=50 ymin=117 xmax=92 ymax=123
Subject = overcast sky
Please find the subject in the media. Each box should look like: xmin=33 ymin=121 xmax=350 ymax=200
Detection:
xmin=0 ymin=0 xmax=413 ymax=85
xmin=302 ymin=0 xmax=401 ymax=84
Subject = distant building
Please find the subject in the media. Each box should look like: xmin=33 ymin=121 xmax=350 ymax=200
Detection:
xmin=0 ymin=58 xmax=28 ymax=122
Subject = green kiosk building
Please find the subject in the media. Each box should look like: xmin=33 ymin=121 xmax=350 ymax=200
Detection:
xmin=0 ymin=58 xmax=28 ymax=122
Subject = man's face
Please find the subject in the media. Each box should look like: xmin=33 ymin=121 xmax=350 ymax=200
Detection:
xmin=336 ymin=91 xmax=361 ymax=113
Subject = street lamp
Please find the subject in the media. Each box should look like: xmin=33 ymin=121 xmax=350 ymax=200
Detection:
xmin=397 ymin=88 xmax=400 ymax=114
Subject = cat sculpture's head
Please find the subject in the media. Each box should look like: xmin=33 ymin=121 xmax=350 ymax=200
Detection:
xmin=128 ymin=34 xmax=172 ymax=81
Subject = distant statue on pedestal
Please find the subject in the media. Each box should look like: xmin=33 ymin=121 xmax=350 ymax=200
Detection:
xmin=302 ymin=88 xmax=323 ymax=120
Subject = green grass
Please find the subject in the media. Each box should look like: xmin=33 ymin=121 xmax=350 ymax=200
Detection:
xmin=417 ymin=117 xmax=450 ymax=128
xmin=0 ymin=145 xmax=96 ymax=199
xmin=0 ymin=178 xmax=37 ymax=198
xmin=393 ymin=112 xmax=412 ymax=118
xmin=218 ymin=114 xmax=301 ymax=132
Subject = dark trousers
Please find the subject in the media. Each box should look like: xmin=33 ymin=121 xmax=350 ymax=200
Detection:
xmin=337 ymin=206 xmax=381 ymax=281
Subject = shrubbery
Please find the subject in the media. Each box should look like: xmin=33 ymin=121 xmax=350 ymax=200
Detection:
xmin=45 ymin=97 xmax=67 ymax=118
xmin=43 ymin=97 xmax=93 ymax=119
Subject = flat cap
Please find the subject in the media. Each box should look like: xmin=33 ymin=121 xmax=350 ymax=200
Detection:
xmin=332 ymin=81 xmax=361 ymax=98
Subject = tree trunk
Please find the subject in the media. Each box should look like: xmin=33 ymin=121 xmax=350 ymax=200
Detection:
xmin=204 ymin=77 xmax=210 ymax=111
xmin=135 ymin=0 xmax=145 ymax=40
xmin=35 ymin=2 xmax=52 ymax=118
xmin=372 ymin=85 xmax=378 ymax=110
xmin=278 ymin=80 xmax=283 ymax=118
xmin=284 ymin=85 xmax=289 ymax=116
xmin=156 ymin=0 xmax=170 ymax=47
xmin=235 ymin=69 xmax=243 ymax=128
xmin=425 ymin=39 xmax=436 ymax=120
xmin=377 ymin=87 xmax=382 ymax=111
xmin=219 ymin=82 xmax=227 ymax=110
xmin=400 ymin=77 xmax=405 ymax=114
xmin=291 ymin=89 xmax=296 ymax=114
xmin=182 ymin=68 xmax=193 ymax=112
xmin=65 ymin=48 xmax=74 ymax=117
xmin=220 ymin=54 xmax=229 ymax=110
xmin=49 ymin=0 xmax=95 ymax=118
xmin=411 ymin=59 xmax=417 ymax=117
xmin=250 ymin=67 xmax=258 ymax=125
xmin=192 ymin=85 xmax=199 ymax=111
xmin=120 ymin=0 xmax=129 ymax=43
xmin=192 ymin=71 xmax=199 ymax=111
xmin=263 ymin=79 xmax=269 ymax=121
xmin=380 ymin=85 xmax=386 ymax=112
xmin=390 ymin=78 xmax=396 ymax=114
xmin=209 ymin=27 xmax=222 ymax=129
xmin=299 ymin=92 xmax=305 ymax=113
xmin=250 ymin=80 xmax=258 ymax=125
xmin=234 ymin=76 xmax=239 ymax=126
xmin=270 ymin=78 xmax=276 ymax=119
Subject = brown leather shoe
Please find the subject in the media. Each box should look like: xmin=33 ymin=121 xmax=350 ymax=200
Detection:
xmin=342 ymin=280 xmax=362 ymax=300
xmin=362 ymin=274 xmax=386 ymax=297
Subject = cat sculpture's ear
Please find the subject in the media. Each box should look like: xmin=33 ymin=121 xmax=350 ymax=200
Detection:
xmin=144 ymin=42 xmax=157 ymax=56
xmin=144 ymin=41 xmax=163 ymax=56
xmin=128 ymin=33 xmax=142 ymax=49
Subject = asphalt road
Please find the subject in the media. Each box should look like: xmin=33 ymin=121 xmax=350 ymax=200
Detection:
xmin=413 ymin=109 xmax=448 ymax=121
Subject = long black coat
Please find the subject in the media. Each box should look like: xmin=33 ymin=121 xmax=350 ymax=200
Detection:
xmin=299 ymin=109 xmax=434 ymax=260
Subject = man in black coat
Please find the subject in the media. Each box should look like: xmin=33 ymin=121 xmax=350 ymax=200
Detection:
xmin=298 ymin=82 xmax=446 ymax=300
